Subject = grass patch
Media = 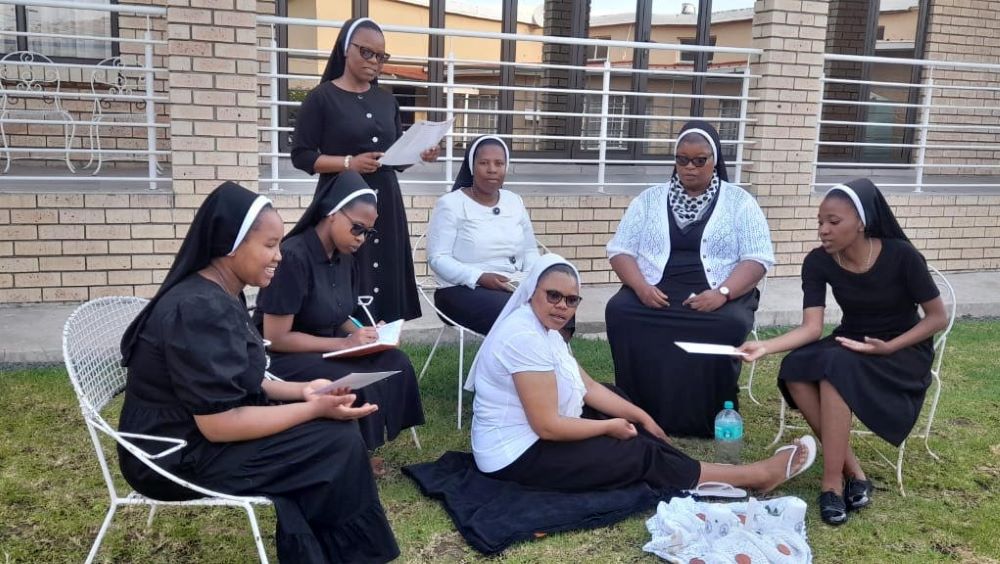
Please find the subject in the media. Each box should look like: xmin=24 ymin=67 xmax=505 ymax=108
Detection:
xmin=2 ymin=321 xmax=999 ymax=562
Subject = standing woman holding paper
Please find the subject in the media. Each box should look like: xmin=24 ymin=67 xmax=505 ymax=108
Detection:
xmin=255 ymin=171 xmax=424 ymax=457
xmin=291 ymin=17 xmax=439 ymax=322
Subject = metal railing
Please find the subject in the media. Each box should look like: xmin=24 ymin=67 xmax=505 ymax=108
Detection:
xmin=256 ymin=15 xmax=761 ymax=193
xmin=813 ymin=53 xmax=1000 ymax=192
xmin=0 ymin=0 xmax=167 ymax=190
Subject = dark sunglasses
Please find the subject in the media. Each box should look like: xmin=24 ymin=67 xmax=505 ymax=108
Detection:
xmin=339 ymin=210 xmax=378 ymax=238
xmin=674 ymin=155 xmax=711 ymax=168
xmin=542 ymin=289 xmax=582 ymax=308
xmin=351 ymin=43 xmax=391 ymax=64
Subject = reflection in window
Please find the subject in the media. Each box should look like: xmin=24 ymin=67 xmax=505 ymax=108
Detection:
xmin=581 ymin=94 xmax=627 ymax=151
xmin=25 ymin=3 xmax=113 ymax=60
xmin=679 ymin=36 xmax=717 ymax=63
xmin=456 ymin=93 xmax=499 ymax=148
xmin=0 ymin=6 xmax=15 ymax=54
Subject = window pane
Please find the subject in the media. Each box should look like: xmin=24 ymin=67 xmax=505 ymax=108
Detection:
xmin=1 ymin=5 xmax=15 ymax=54
xmin=26 ymin=3 xmax=112 ymax=60
xmin=444 ymin=1 xmax=504 ymax=150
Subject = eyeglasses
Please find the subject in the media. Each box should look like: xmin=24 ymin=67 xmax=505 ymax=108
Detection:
xmin=351 ymin=43 xmax=391 ymax=64
xmin=339 ymin=210 xmax=378 ymax=238
xmin=674 ymin=155 xmax=711 ymax=168
xmin=542 ymin=289 xmax=583 ymax=308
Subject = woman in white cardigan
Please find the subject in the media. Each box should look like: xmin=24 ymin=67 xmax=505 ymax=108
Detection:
xmin=605 ymin=121 xmax=774 ymax=437
xmin=428 ymin=136 xmax=570 ymax=337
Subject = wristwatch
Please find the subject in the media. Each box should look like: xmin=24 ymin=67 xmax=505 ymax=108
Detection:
xmin=343 ymin=155 xmax=352 ymax=171
xmin=718 ymin=286 xmax=731 ymax=300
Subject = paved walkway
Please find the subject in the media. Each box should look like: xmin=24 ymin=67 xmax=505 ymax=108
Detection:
xmin=2 ymin=271 xmax=996 ymax=366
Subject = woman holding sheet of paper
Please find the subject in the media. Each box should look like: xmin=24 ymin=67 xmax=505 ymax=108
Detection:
xmin=426 ymin=135 xmax=576 ymax=338
xmin=605 ymin=121 xmax=774 ymax=438
xmin=118 ymin=182 xmax=400 ymax=562
xmin=290 ymin=17 xmax=438 ymax=322
xmin=255 ymin=171 xmax=424 ymax=456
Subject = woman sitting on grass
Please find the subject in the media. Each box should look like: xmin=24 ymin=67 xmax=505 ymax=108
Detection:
xmin=466 ymin=253 xmax=817 ymax=495
xmin=739 ymin=178 xmax=948 ymax=526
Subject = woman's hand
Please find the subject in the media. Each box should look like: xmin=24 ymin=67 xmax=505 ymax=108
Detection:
xmin=302 ymin=379 xmax=350 ymax=401
xmin=636 ymin=283 xmax=669 ymax=309
xmin=640 ymin=417 xmax=670 ymax=444
xmin=344 ymin=327 xmax=379 ymax=348
xmin=478 ymin=272 xmax=513 ymax=292
xmin=836 ymin=336 xmax=895 ymax=356
xmin=311 ymin=394 xmax=379 ymax=421
xmin=604 ymin=418 xmax=638 ymax=440
xmin=737 ymin=341 xmax=768 ymax=363
xmin=349 ymin=151 xmax=384 ymax=174
xmin=683 ymin=289 xmax=726 ymax=312
xmin=420 ymin=145 xmax=440 ymax=162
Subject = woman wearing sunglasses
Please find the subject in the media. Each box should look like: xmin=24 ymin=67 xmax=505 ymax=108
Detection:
xmin=255 ymin=172 xmax=424 ymax=470
xmin=290 ymin=17 xmax=439 ymax=324
xmin=605 ymin=120 xmax=774 ymax=438
xmin=466 ymin=254 xmax=815 ymax=494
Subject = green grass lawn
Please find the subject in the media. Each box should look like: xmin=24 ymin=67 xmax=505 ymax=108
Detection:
xmin=2 ymin=321 xmax=999 ymax=563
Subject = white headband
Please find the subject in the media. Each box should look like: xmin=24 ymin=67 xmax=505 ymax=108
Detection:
xmin=325 ymin=188 xmax=378 ymax=216
xmin=468 ymin=135 xmax=509 ymax=167
xmin=344 ymin=17 xmax=381 ymax=51
xmin=825 ymin=184 xmax=867 ymax=226
xmin=228 ymin=195 xmax=272 ymax=255
xmin=676 ymin=128 xmax=717 ymax=164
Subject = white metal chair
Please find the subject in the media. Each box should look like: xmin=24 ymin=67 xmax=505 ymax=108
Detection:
xmin=62 ymin=296 xmax=272 ymax=563
xmin=768 ymin=266 xmax=957 ymax=495
xmin=83 ymin=56 xmax=161 ymax=175
xmin=0 ymin=50 xmax=76 ymax=173
xmin=740 ymin=275 xmax=768 ymax=405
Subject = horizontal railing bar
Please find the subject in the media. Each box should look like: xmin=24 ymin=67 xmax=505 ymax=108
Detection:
xmin=826 ymin=52 xmax=1000 ymax=72
xmin=817 ymin=161 xmax=1000 ymax=169
xmin=0 ymin=60 xmax=166 ymax=73
xmin=0 ymin=91 xmax=168 ymax=103
xmin=1 ymin=147 xmax=167 ymax=155
xmin=819 ymin=119 xmax=1000 ymax=131
xmin=824 ymin=98 xmax=1000 ymax=112
xmin=258 ymin=15 xmax=762 ymax=55
xmin=818 ymin=140 xmax=1000 ymax=150
xmin=260 ymin=150 xmax=752 ymax=162
xmin=821 ymin=77 xmax=927 ymax=89
xmin=398 ymin=105 xmax=756 ymax=122
xmin=813 ymin=182 xmax=1000 ymax=188
xmin=0 ymin=118 xmax=167 ymax=128
xmin=0 ymin=175 xmax=169 ymax=182
xmin=0 ymin=30 xmax=166 ymax=46
xmin=0 ymin=0 xmax=166 ymax=15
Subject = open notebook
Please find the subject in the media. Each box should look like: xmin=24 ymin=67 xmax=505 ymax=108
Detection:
xmin=323 ymin=319 xmax=404 ymax=359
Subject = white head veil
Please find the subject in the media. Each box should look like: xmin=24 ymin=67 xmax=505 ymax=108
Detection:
xmin=464 ymin=253 xmax=580 ymax=392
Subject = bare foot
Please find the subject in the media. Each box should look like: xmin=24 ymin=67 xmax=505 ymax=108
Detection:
xmin=370 ymin=456 xmax=387 ymax=478
xmin=759 ymin=438 xmax=811 ymax=493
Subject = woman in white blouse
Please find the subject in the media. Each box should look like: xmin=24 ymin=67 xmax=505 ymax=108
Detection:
xmin=605 ymin=121 xmax=774 ymax=438
xmin=467 ymin=253 xmax=815 ymax=494
xmin=428 ymin=135 xmax=566 ymax=337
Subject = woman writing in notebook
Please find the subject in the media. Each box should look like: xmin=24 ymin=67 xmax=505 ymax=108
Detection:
xmin=255 ymin=171 xmax=424 ymax=464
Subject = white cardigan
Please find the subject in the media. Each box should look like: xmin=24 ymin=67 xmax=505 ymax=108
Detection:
xmin=427 ymin=189 xmax=540 ymax=288
xmin=607 ymin=180 xmax=775 ymax=288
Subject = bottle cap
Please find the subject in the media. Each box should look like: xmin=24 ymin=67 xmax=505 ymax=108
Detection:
xmin=723 ymin=401 xmax=734 ymax=410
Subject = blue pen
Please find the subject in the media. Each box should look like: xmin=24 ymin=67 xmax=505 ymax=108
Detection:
xmin=348 ymin=316 xmax=364 ymax=329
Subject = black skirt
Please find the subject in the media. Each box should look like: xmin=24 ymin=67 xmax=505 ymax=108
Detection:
xmin=778 ymin=334 xmax=934 ymax=446
xmin=607 ymin=281 xmax=758 ymax=438
xmin=268 ymin=348 xmax=425 ymax=451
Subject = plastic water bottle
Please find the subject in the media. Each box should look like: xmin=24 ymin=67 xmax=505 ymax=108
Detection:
xmin=714 ymin=401 xmax=744 ymax=464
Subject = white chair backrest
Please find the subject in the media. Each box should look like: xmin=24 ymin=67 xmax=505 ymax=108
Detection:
xmin=62 ymin=296 xmax=149 ymax=417
xmin=928 ymin=265 xmax=956 ymax=352
xmin=89 ymin=56 xmax=147 ymax=114
xmin=0 ymin=50 xmax=64 ymax=110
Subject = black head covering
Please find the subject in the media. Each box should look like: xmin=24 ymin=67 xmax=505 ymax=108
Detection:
xmin=451 ymin=135 xmax=509 ymax=191
xmin=673 ymin=120 xmax=729 ymax=183
xmin=121 ymin=182 xmax=273 ymax=365
xmin=825 ymin=178 xmax=909 ymax=241
xmin=285 ymin=171 xmax=377 ymax=240
xmin=320 ymin=17 xmax=384 ymax=84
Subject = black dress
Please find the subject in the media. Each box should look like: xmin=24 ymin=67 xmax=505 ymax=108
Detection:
xmin=254 ymin=229 xmax=424 ymax=451
xmin=606 ymin=198 xmax=758 ymax=438
xmin=291 ymin=81 xmax=421 ymax=321
xmin=778 ymin=240 xmax=940 ymax=446
xmin=118 ymin=274 xmax=399 ymax=563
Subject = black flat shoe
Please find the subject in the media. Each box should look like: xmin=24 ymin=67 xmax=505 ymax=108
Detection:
xmin=844 ymin=477 xmax=873 ymax=511
xmin=819 ymin=490 xmax=849 ymax=526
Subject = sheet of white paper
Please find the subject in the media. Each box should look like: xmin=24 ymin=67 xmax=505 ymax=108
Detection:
xmin=675 ymin=341 xmax=748 ymax=356
xmin=322 ymin=319 xmax=405 ymax=358
xmin=379 ymin=119 xmax=454 ymax=166
xmin=311 ymin=371 xmax=401 ymax=393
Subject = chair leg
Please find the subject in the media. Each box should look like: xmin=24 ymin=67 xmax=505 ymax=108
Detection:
xmin=457 ymin=328 xmax=465 ymax=431
xmin=410 ymin=427 xmax=422 ymax=450
xmin=768 ymin=397 xmax=787 ymax=448
xmin=418 ymin=327 xmax=446 ymax=382
xmin=84 ymin=121 xmax=96 ymax=169
xmin=145 ymin=505 xmax=157 ymax=528
xmin=243 ymin=503 xmax=270 ymax=564
xmin=745 ymin=359 xmax=761 ymax=406
xmin=65 ymin=118 xmax=77 ymax=173
xmin=923 ymin=371 xmax=943 ymax=461
xmin=1 ymin=119 xmax=11 ymax=173
xmin=85 ymin=502 xmax=119 ymax=564
xmin=93 ymin=120 xmax=105 ymax=175
xmin=896 ymin=440 xmax=907 ymax=497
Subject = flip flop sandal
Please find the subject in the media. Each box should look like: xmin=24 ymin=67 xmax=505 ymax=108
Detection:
xmin=844 ymin=477 xmax=873 ymax=511
xmin=685 ymin=481 xmax=749 ymax=500
xmin=819 ymin=490 xmax=849 ymax=526
xmin=774 ymin=435 xmax=818 ymax=479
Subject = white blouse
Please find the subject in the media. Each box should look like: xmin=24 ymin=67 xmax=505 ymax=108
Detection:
xmin=470 ymin=304 xmax=587 ymax=473
xmin=427 ymin=189 xmax=540 ymax=289
xmin=607 ymin=180 xmax=775 ymax=288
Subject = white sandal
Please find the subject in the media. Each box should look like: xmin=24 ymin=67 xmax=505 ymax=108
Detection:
xmin=774 ymin=435 xmax=817 ymax=479
xmin=686 ymin=481 xmax=748 ymax=500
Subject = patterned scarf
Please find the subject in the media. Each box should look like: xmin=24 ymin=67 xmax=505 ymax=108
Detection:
xmin=668 ymin=172 xmax=720 ymax=229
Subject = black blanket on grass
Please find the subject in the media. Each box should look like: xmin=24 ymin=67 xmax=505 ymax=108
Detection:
xmin=402 ymin=451 xmax=684 ymax=555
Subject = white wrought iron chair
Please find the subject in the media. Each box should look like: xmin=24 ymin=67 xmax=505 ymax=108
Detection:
xmin=768 ymin=266 xmax=957 ymax=495
xmin=83 ymin=56 xmax=161 ymax=175
xmin=740 ymin=275 xmax=768 ymax=405
xmin=62 ymin=296 xmax=272 ymax=563
xmin=0 ymin=50 xmax=76 ymax=173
